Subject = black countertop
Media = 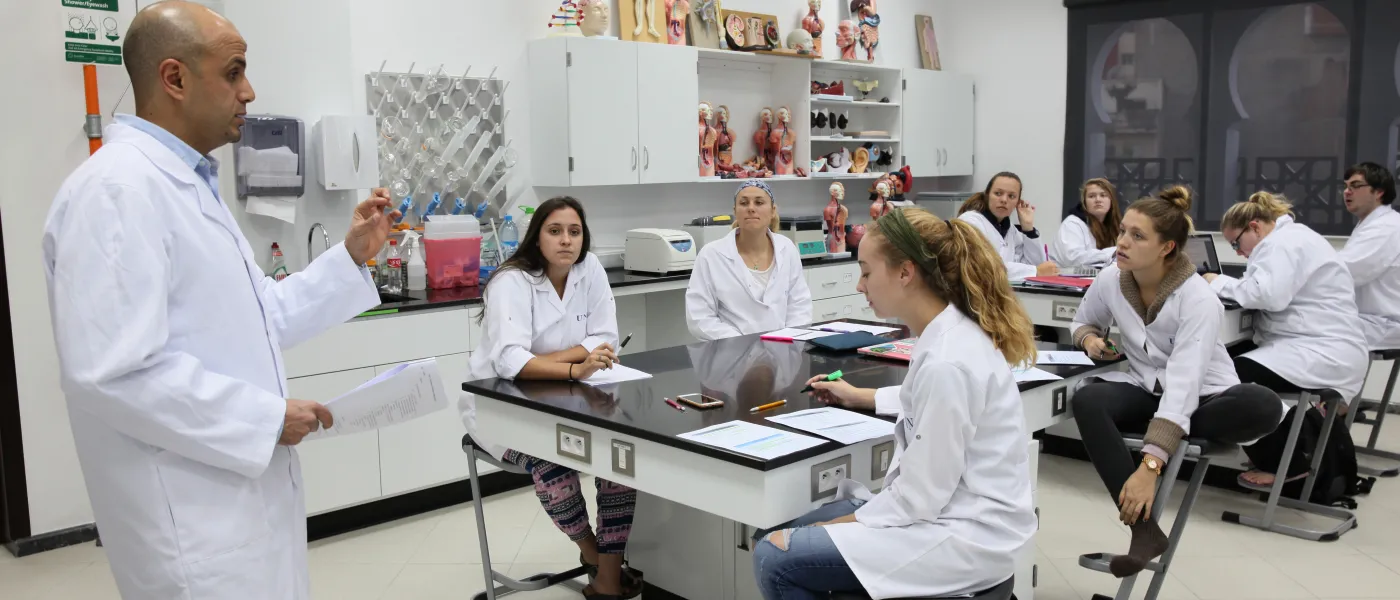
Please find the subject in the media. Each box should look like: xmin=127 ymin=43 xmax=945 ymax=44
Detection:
xmin=463 ymin=322 xmax=1122 ymax=471
xmin=359 ymin=254 xmax=860 ymax=317
xmin=1010 ymin=263 xmax=1248 ymax=310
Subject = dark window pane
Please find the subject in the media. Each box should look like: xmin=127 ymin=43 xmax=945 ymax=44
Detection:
xmin=1356 ymin=0 xmax=1400 ymax=177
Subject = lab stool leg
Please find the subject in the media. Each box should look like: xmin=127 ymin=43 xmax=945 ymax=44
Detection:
xmin=1223 ymin=392 xmax=1357 ymax=541
xmin=463 ymin=442 xmax=589 ymax=600
xmin=1350 ymin=359 xmax=1400 ymax=477
xmin=1083 ymin=440 xmax=1206 ymax=600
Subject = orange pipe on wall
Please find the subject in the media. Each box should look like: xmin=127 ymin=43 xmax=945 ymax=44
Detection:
xmin=83 ymin=64 xmax=102 ymax=155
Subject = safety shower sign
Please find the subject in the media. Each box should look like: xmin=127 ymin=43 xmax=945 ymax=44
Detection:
xmin=62 ymin=0 xmax=133 ymax=65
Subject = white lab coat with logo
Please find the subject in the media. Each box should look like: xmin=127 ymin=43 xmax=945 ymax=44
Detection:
xmin=685 ymin=228 xmax=812 ymax=341
xmin=1339 ymin=204 xmax=1400 ymax=350
xmin=825 ymin=307 xmax=1035 ymax=599
xmin=1210 ymin=216 xmax=1369 ymax=398
xmin=463 ymin=253 xmax=619 ymax=459
xmin=42 ymin=122 xmax=381 ymax=599
xmin=1051 ymin=214 xmax=1117 ymax=267
xmin=958 ymin=211 xmax=1048 ymax=281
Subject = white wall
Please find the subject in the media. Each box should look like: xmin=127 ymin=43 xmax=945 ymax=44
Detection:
xmin=0 ymin=0 xmax=1068 ymax=537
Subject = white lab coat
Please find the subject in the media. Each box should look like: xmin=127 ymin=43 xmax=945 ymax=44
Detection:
xmin=1051 ymin=213 xmax=1116 ymax=267
xmin=957 ymin=211 xmax=1048 ymax=280
xmin=1339 ymin=204 xmax=1400 ymax=350
xmin=685 ymin=228 xmax=812 ymax=340
xmin=42 ymin=122 xmax=380 ymax=600
xmin=463 ymin=253 xmax=619 ymax=459
xmin=825 ymin=307 xmax=1035 ymax=599
xmin=1069 ymin=265 xmax=1264 ymax=432
xmin=1210 ymin=216 xmax=1369 ymax=398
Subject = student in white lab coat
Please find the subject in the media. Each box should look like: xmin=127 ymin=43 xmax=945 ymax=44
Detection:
xmin=686 ymin=180 xmax=813 ymax=340
xmin=1052 ymin=178 xmax=1124 ymax=268
xmin=1205 ymin=191 xmax=1369 ymax=486
xmin=753 ymin=208 xmax=1038 ymax=599
xmin=461 ymin=196 xmax=639 ymax=600
xmin=1338 ymin=162 xmax=1400 ymax=350
xmin=957 ymin=171 xmax=1059 ymax=280
xmin=42 ymin=4 xmax=399 ymax=598
xmin=1067 ymin=186 xmax=1282 ymax=577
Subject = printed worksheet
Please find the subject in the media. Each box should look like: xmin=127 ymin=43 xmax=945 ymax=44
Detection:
xmin=1036 ymin=351 xmax=1095 ymax=366
xmin=767 ymin=408 xmax=895 ymax=444
xmin=304 ymin=358 xmax=448 ymax=440
xmin=678 ymin=421 xmax=826 ymax=460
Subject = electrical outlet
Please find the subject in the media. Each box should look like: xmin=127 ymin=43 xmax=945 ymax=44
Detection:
xmin=1052 ymin=301 xmax=1078 ymax=322
xmin=871 ymin=440 xmax=895 ymax=480
xmin=811 ymin=455 xmax=852 ymax=501
xmin=556 ymin=424 xmax=591 ymax=463
xmin=611 ymin=440 xmax=635 ymax=477
xmin=1240 ymin=311 xmax=1255 ymax=333
xmin=1052 ymin=387 xmax=1068 ymax=417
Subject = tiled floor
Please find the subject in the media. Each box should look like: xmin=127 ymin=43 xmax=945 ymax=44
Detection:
xmin=7 ymin=422 xmax=1400 ymax=599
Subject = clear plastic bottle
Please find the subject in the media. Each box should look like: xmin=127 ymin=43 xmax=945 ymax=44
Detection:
xmin=384 ymin=240 xmax=404 ymax=294
xmin=270 ymin=243 xmax=289 ymax=281
xmin=367 ymin=259 xmax=382 ymax=289
xmin=499 ymin=215 xmax=519 ymax=262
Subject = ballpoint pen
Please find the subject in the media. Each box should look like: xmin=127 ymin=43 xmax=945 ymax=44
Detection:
xmin=664 ymin=398 xmax=686 ymax=412
xmin=620 ymin=333 xmax=633 ymax=349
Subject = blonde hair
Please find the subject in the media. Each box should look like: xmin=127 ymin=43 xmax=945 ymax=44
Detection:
xmin=1221 ymin=191 xmax=1294 ymax=231
xmin=867 ymin=208 xmax=1038 ymax=367
xmin=1125 ymin=185 xmax=1195 ymax=262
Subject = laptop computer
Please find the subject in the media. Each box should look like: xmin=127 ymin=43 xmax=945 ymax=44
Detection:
xmin=1184 ymin=233 xmax=1221 ymax=275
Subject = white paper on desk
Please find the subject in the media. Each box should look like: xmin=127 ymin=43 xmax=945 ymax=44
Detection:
xmin=1037 ymin=351 xmax=1095 ymax=366
xmin=815 ymin=321 xmax=901 ymax=335
xmin=582 ymin=363 xmax=653 ymax=386
xmin=762 ymin=327 xmax=841 ymax=341
xmin=1013 ymin=366 xmax=1063 ymax=383
xmin=766 ymin=407 xmax=895 ymax=444
xmin=305 ymin=358 xmax=449 ymax=440
xmin=678 ymin=421 xmax=826 ymax=460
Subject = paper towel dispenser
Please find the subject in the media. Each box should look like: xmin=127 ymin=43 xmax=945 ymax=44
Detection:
xmin=314 ymin=115 xmax=380 ymax=191
xmin=234 ymin=115 xmax=305 ymax=199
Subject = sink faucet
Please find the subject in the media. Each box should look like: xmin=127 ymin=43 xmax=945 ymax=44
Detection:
xmin=308 ymin=223 xmax=331 ymax=263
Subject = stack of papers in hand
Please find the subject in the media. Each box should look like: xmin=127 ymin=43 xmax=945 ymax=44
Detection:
xmin=306 ymin=358 xmax=449 ymax=440
xmin=767 ymin=407 xmax=895 ymax=444
xmin=678 ymin=421 xmax=827 ymax=460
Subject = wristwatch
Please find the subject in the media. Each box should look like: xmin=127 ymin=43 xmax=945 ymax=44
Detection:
xmin=1142 ymin=455 xmax=1163 ymax=476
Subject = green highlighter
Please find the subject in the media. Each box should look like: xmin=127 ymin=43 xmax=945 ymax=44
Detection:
xmin=801 ymin=370 xmax=844 ymax=394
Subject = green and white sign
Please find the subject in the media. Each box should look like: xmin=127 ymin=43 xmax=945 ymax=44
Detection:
xmin=61 ymin=0 xmax=133 ymax=65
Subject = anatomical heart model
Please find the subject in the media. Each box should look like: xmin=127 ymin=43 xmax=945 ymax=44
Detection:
xmin=699 ymin=102 xmax=718 ymax=177
xmin=836 ymin=20 xmax=858 ymax=61
xmin=824 ymin=182 xmax=849 ymax=253
xmin=851 ymin=0 xmax=880 ymax=61
xmin=666 ymin=0 xmax=691 ymax=45
xmin=802 ymin=0 xmax=825 ymax=55
xmin=715 ymin=105 xmax=736 ymax=173
xmin=622 ymin=0 xmax=664 ymax=43
xmin=772 ymin=107 xmax=796 ymax=176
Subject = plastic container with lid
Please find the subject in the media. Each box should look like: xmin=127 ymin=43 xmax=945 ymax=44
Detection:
xmin=423 ymin=215 xmax=483 ymax=289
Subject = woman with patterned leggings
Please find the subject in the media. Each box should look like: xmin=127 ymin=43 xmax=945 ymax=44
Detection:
xmin=462 ymin=197 xmax=641 ymax=600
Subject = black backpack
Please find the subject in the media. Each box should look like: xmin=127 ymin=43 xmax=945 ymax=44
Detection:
xmin=1244 ymin=405 xmax=1376 ymax=508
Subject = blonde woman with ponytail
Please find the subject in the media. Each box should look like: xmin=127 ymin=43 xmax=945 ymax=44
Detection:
xmin=1068 ymin=186 xmax=1282 ymax=577
xmin=751 ymin=208 xmax=1036 ymax=600
xmin=1207 ymin=191 xmax=1368 ymax=487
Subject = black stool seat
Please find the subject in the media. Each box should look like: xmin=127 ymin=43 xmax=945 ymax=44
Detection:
xmin=1373 ymin=349 xmax=1400 ymax=361
xmin=829 ymin=576 xmax=1013 ymax=600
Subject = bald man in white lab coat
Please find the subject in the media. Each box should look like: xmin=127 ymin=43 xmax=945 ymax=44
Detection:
xmin=42 ymin=2 xmax=400 ymax=598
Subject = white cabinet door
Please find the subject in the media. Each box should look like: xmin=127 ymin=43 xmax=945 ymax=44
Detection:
xmin=290 ymin=368 xmax=381 ymax=515
xmin=637 ymin=44 xmax=700 ymax=184
xmin=940 ymin=73 xmax=976 ymax=177
xmin=377 ymin=353 xmax=477 ymax=497
xmin=901 ymin=71 xmax=947 ymax=176
xmin=567 ymin=38 xmax=641 ymax=186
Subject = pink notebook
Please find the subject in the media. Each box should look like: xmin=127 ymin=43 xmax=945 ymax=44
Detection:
xmin=858 ymin=338 xmax=916 ymax=362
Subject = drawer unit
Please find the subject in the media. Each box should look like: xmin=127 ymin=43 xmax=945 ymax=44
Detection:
xmin=806 ymin=262 xmax=861 ymax=301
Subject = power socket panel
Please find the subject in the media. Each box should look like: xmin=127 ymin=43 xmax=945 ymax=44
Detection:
xmin=1052 ymin=301 xmax=1079 ymax=322
xmin=871 ymin=440 xmax=895 ymax=480
xmin=556 ymin=424 xmax=592 ymax=463
xmin=811 ymin=454 xmax=852 ymax=501
xmin=1052 ymin=387 xmax=1068 ymax=417
xmin=611 ymin=440 xmax=635 ymax=477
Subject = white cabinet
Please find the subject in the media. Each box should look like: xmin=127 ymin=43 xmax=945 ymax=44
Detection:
xmin=529 ymin=37 xmax=699 ymax=187
xmin=377 ymin=353 xmax=478 ymax=496
xmin=903 ymin=70 xmax=975 ymax=177
xmin=291 ymin=368 xmax=382 ymax=515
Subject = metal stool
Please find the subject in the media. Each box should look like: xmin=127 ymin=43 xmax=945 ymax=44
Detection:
xmin=1346 ymin=349 xmax=1400 ymax=477
xmin=1079 ymin=436 xmax=1223 ymax=600
xmin=462 ymin=434 xmax=589 ymax=600
xmin=1222 ymin=389 xmax=1358 ymax=541
xmin=828 ymin=576 xmax=1015 ymax=600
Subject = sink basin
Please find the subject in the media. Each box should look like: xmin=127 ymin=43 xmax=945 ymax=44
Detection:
xmin=377 ymin=291 xmax=415 ymax=305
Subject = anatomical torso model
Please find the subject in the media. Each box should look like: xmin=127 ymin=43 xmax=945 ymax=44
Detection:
xmin=666 ymin=0 xmax=690 ymax=45
xmin=715 ymin=105 xmax=735 ymax=173
xmin=870 ymin=179 xmax=892 ymax=220
xmin=824 ymin=182 xmax=849 ymax=253
xmin=699 ymin=102 xmax=718 ymax=177
xmin=753 ymin=107 xmax=774 ymax=170
xmin=772 ymin=107 xmax=795 ymax=176
xmin=851 ymin=0 xmax=880 ymax=61
xmin=802 ymin=0 xmax=825 ymax=56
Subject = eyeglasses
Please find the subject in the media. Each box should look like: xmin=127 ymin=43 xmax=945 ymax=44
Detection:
xmin=1229 ymin=226 xmax=1249 ymax=252
xmin=1341 ymin=182 xmax=1372 ymax=193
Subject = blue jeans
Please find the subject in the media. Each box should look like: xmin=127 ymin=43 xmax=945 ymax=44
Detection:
xmin=752 ymin=499 xmax=867 ymax=600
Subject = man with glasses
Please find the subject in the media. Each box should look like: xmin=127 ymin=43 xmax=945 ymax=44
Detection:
xmin=1339 ymin=162 xmax=1400 ymax=350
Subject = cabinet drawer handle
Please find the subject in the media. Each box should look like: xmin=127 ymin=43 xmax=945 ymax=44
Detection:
xmin=632 ymin=147 xmax=638 ymax=170
xmin=822 ymin=281 xmax=838 ymax=288
xmin=821 ymin=312 xmax=839 ymax=318
xmin=644 ymin=146 xmax=651 ymax=169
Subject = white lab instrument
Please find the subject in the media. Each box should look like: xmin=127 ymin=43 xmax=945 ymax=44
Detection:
xmin=624 ymin=228 xmax=696 ymax=274
xmin=682 ymin=224 xmax=733 ymax=250
xmin=777 ymin=216 xmax=828 ymax=259
xmin=314 ymin=115 xmax=381 ymax=190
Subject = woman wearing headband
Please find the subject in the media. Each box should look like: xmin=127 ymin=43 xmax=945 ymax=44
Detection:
xmin=753 ymin=207 xmax=1036 ymax=599
xmin=686 ymin=180 xmax=813 ymax=340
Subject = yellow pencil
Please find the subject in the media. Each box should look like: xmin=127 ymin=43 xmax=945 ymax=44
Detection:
xmin=750 ymin=399 xmax=788 ymax=413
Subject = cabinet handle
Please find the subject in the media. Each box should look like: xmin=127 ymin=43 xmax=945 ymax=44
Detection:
xmin=940 ymin=148 xmax=946 ymax=166
xmin=632 ymin=147 xmax=638 ymax=170
xmin=644 ymin=146 xmax=651 ymax=169
xmin=822 ymin=281 xmax=838 ymax=288
xmin=821 ymin=312 xmax=839 ymax=318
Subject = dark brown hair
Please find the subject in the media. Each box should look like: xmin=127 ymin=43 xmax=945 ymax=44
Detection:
xmin=958 ymin=172 xmax=1023 ymax=215
xmin=1081 ymin=178 xmax=1123 ymax=249
xmin=1125 ymin=185 xmax=1194 ymax=261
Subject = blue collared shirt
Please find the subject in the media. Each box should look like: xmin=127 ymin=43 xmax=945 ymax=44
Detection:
xmin=115 ymin=114 xmax=223 ymax=203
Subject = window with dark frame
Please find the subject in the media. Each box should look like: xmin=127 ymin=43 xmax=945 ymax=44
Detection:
xmin=1064 ymin=0 xmax=1396 ymax=236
